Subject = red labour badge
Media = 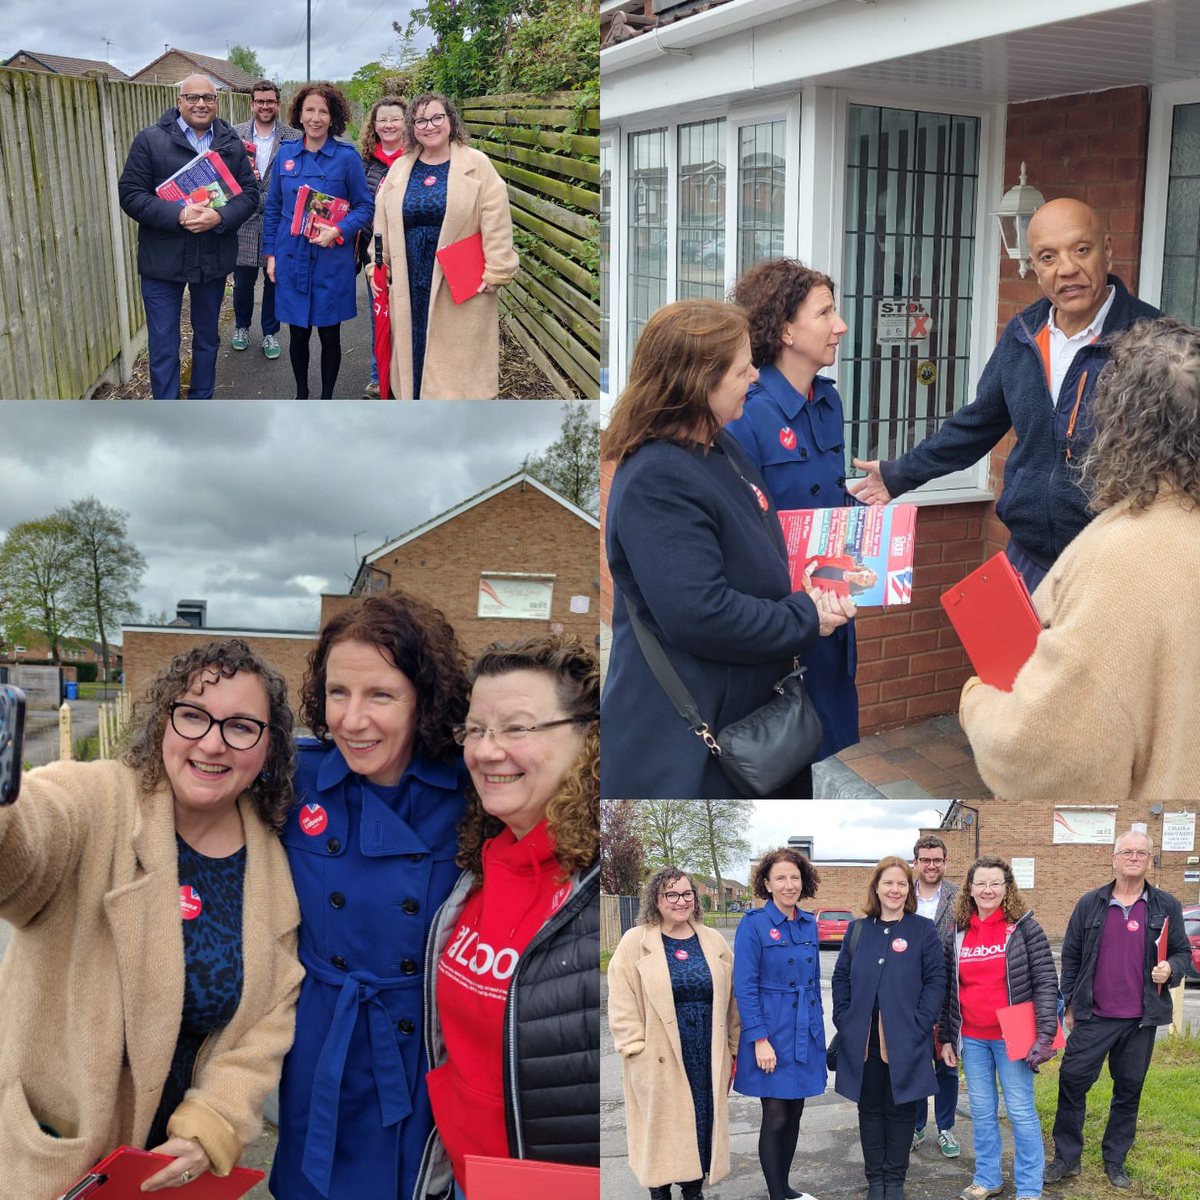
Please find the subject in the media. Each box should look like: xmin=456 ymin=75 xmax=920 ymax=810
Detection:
xmin=779 ymin=427 xmax=797 ymax=451
xmin=769 ymin=927 xmax=782 ymax=941
xmin=750 ymin=483 xmax=769 ymax=512
xmin=674 ymin=949 xmax=689 ymax=960
xmin=891 ymin=938 xmax=908 ymax=953
xmin=299 ymin=803 xmax=329 ymax=836
xmin=1127 ymin=919 xmax=1140 ymax=932
xmin=179 ymin=886 xmax=203 ymax=921
xmin=424 ymin=175 xmax=438 ymax=187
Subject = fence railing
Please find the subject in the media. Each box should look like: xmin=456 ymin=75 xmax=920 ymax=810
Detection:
xmin=464 ymin=91 xmax=599 ymax=399
xmin=0 ymin=68 xmax=248 ymax=398
xmin=53 ymin=689 xmax=132 ymax=760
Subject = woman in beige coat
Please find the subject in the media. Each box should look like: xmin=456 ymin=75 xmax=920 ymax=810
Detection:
xmin=0 ymin=639 xmax=304 ymax=1197
xmin=608 ymin=867 xmax=739 ymax=1200
xmin=374 ymin=92 xmax=518 ymax=399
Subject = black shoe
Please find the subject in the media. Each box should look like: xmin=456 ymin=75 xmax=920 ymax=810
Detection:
xmin=1044 ymin=1158 xmax=1082 ymax=1184
xmin=679 ymin=1179 xmax=704 ymax=1200
xmin=1104 ymin=1163 xmax=1132 ymax=1189
xmin=649 ymin=1187 xmax=672 ymax=1200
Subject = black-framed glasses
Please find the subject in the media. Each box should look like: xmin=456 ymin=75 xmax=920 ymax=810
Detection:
xmin=916 ymin=857 xmax=945 ymax=866
xmin=169 ymin=701 xmax=267 ymax=750
xmin=180 ymin=93 xmax=217 ymax=105
xmin=663 ymin=890 xmax=695 ymax=904
xmin=451 ymin=716 xmax=593 ymax=747
xmin=252 ymin=97 xmax=279 ymax=105
xmin=414 ymin=113 xmax=447 ymax=130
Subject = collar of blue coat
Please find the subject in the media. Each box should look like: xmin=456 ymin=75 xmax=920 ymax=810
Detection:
xmin=763 ymin=897 xmax=816 ymax=926
xmin=313 ymin=738 xmax=460 ymax=793
xmin=753 ymin=363 xmax=840 ymax=422
xmin=279 ymin=135 xmax=343 ymax=160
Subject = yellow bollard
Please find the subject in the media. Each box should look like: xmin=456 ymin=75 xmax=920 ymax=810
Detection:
xmin=58 ymin=702 xmax=73 ymax=761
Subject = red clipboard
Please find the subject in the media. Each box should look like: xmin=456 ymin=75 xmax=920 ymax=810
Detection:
xmin=1156 ymin=916 xmax=1169 ymax=993
xmin=995 ymin=1001 xmax=1066 ymax=1060
xmin=59 ymin=1147 xmax=264 ymax=1199
xmin=940 ymin=551 xmax=1042 ymax=691
xmin=463 ymin=1155 xmax=600 ymax=1200
xmin=436 ymin=232 xmax=486 ymax=304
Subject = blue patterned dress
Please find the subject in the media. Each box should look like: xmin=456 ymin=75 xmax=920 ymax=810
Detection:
xmin=147 ymin=835 xmax=246 ymax=1148
xmin=664 ymin=931 xmax=714 ymax=1175
xmin=402 ymin=158 xmax=450 ymax=399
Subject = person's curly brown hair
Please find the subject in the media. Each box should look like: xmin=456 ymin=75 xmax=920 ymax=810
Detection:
xmin=288 ymin=81 xmax=352 ymax=139
xmin=863 ymin=855 xmax=917 ymax=918
xmin=730 ymin=258 xmax=837 ymax=368
xmin=122 ymin=638 xmax=294 ymax=830
xmin=751 ymin=847 xmax=820 ymax=901
xmin=404 ymin=92 xmax=469 ymax=153
xmin=1082 ymin=317 xmax=1200 ymax=513
xmin=359 ymin=95 xmax=408 ymax=163
xmin=952 ymin=855 xmax=1027 ymax=928
xmin=455 ymin=634 xmax=599 ymax=881
xmin=299 ymin=592 xmax=469 ymax=765
xmin=636 ymin=867 xmax=700 ymax=925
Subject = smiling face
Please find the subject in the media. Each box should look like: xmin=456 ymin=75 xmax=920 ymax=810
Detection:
xmin=784 ymin=284 xmax=848 ymax=375
xmin=876 ymin=866 xmax=910 ymax=915
xmin=300 ymin=92 xmax=331 ymax=145
xmin=463 ymin=669 xmax=586 ymax=839
xmin=914 ymin=844 xmax=947 ymax=889
xmin=251 ymin=88 xmax=280 ymax=130
xmin=764 ymin=858 xmax=804 ymax=913
xmin=324 ymin=638 xmax=418 ymax=786
xmin=413 ymin=99 xmax=451 ymax=156
xmin=707 ymin=334 xmax=758 ymax=426
xmin=374 ymin=103 xmax=406 ymax=150
xmin=178 ymin=75 xmax=217 ymax=134
xmin=970 ymin=866 xmax=1007 ymax=919
xmin=1113 ymin=832 xmax=1153 ymax=886
xmin=1028 ymin=199 xmax=1113 ymax=337
xmin=656 ymin=874 xmax=696 ymax=925
xmin=162 ymin=669 xmax=270 ymax=817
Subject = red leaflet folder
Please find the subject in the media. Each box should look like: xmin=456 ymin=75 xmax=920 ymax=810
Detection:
xmin=59 ymin=1147 xmax=263 ymax=1199
xmin=464 ymin=1155 xmax=600 ymax=1200
xmin=940 ymin=551 xmax=1042 ymax=691
xmin=996 ymin=1001 xmax=1066 ymax=1061
xmin=1156 ymin=917 xmax=1169 ymax=993
xmin=436 ymin=232 xmax=486 ymax=304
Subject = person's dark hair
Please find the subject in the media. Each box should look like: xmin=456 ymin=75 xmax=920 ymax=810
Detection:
xmin=952 ymin=855 xmax=1027 ymax=928
xmin=600 ymin=300 xmax=750 ymax=464
xmin=300 ymin=592 xmax=468 ymax=764
xmin=913 ymin=834 xmax=948 ymax=860
xmin=359 ymin=95 xmax=408 ymax=163
xmin=249 ymin=79 xmax=280 ymax=100
xmin=288 ymin=82 xmax=352 ymax=138
xmin=863 ymin=855 xmax=917 ymax=918
xmin=1083 ymin=317 xmax=1200 ymax=513
xmin=730 ymin=257 xmax=837 ymax=367
xmin=404 ymin=92 xmax=469 ymax=151
xmin=751 ymin=847 xmax=820 ymax=901
xmin=122 ymin=638 xmax=294 ymax=831
xmin=637 ymin=867 xmax=699 ymax=925
xmin=456 ymin=634 xmax=598 ymax=880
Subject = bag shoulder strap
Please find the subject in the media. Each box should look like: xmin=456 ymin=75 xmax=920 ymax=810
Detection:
xmin=848 ymin=918 xmax=865 ymax=959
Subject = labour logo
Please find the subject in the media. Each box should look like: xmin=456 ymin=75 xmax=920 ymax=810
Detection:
xmin=779 ymin=427 xmax=797 ymax=451
xmin=1127 ymin=919 xmax=1140 ymax=932
xmin=179 ymin=886 xmax=203 ymax=921
xmin=299 ymin=803 xmax=328 ymax=836
xmin=891 ymin=938 xmax=908 ymax=953
xmin=674 ymin=949 xmax=689 ymax=960
xmin=769 ymin=927 xmax=782 ymax=940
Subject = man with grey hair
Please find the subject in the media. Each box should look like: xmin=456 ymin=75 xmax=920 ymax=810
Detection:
xmin=1045 ymin=830 xmax=1190 ymax=1190
xmin=118 ymin=73 xmax=257 ymax=397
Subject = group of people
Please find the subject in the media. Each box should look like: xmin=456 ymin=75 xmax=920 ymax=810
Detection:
xmin=0 ymin=595 xmax=599 ymax=1197
xmin=601 ymin=196 xmax=1200 ymax=800
xmin=608 ymin=833 xmax=1192 ymax=1200
xmin=118 ymin=74 xmax=517 ymax=399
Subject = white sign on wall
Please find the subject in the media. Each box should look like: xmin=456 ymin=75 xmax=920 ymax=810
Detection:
xmin=1162 ymin=812 xmax=1196 ymax=853
xmin=876 ymin=299 xmax=933 ymax=347
xmin=1011 ymin=858 xmax=1035 ymax=890
xmin=1052 ymin=808 xmax=1117 ymax=845
xmin=477 ymin=574 xmax=554 ymax=620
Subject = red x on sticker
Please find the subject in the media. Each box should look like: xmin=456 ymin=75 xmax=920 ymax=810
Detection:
xmin=910 ymin=313 xmax=930 ymax=337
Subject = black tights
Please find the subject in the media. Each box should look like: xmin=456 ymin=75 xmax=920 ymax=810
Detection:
xmin=288 ymin=323 xmax=341 ymax=398
xmin=759 ymin=1096 xmax=805 ymax=1200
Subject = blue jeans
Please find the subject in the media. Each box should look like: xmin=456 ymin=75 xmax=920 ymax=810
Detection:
xmin=915 ymin=1053 xmax=960 ymax=1132
xmin=140 ymin=275 xmax=226 ymax=398
xmin=961 ymin=1036 xmax=1043 ymax=1197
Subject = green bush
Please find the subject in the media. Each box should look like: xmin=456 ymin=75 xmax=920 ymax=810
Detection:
xmin=74 ymin=662 xmax=98 ymax=684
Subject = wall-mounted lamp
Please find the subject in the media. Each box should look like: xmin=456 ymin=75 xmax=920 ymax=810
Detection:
xmin=991 ymin=162 xmax=1045 ymax=278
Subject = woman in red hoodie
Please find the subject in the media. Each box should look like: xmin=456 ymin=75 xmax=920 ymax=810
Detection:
xmin=415 ymin=634 xmax=600 ymax=1199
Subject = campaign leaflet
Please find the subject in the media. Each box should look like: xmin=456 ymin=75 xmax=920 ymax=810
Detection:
xmin=777 ymin=503 xmax=918 ymax=608
xmin=155 ymin=150 xmax=242 ymax=207
xmin=290 ymin=185 xmax=349 ymax=242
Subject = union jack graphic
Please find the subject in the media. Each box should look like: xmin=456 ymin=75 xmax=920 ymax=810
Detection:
xmin=886 ymin=568 xmax=913 ymax=605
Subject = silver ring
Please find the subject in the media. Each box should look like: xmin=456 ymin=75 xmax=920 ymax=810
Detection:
xmin=180 ymin=1170 xmax=192 ymax=1185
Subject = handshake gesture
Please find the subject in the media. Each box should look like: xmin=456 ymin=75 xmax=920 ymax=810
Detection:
xmin=846 ymin=458 xmax=893 ymax=505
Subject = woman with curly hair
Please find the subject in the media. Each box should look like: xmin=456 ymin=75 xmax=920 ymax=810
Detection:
xmin=960 ymin=315 xmax=1200 ymax=798
xmin=0 ymin=640 xmax=302 ymax=1196
xmin=726 ymin=258 xmax=861 ymax=762
xmin=263 ymin=80 xmax=374 ymax=397
xmin=270 ymin=593 xmax=470 ymax=1199
xmin=413 ymin=634 xmax=599 ymax=1199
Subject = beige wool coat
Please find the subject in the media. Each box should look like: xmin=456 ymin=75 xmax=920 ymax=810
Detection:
xmin=0 ymin=759 xmax=304 ymax=1197
xmin=607 ymin=921 xmax=740 ymax=1187
xmin=376 ymin=141 xmax=519 ymax=399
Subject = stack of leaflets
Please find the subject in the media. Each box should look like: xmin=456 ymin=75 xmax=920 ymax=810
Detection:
xmin=291 ymin=185 xmax=348 ymax=242
xmin=778 ymin=503 xmax=918 ymax=608
xmin=155 ymin=151 xmax=242 ymax=208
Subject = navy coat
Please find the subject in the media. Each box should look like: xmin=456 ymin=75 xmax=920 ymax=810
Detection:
xmin=732 ymin=902 xmax=827 ymax=1099
xmin=263 ymin=138 xmax=374 ymax=327
xmin=831 ymin=913 xmax=945 ymax=1105
xmin=270 ymin=739 xmax=467 ymax=1200
xmin=726 ymin=366 xmax=860 ymax=760
xmin=601 ymin=432 xmax=821 ymax=798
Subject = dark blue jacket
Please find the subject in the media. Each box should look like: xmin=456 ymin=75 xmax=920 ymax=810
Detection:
xmin=831 ymin=913 xmax=945 ymax=1104
xmin=263 ymin=138 xmax=374 ymax=327
xmin=601 ymin=433 xmax=821 ymax=798
xmin=880 ymin=275 xmax=1160 ymax=565
xmin=118 ymin=110 xmax=258 ymax=283
xmin=727 ymin=367 xmax=860 ymax=759
xmin=270 ymin=739 xmax=466 ymax=1200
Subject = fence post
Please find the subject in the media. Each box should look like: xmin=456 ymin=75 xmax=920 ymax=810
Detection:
xmin=98 ymin=703 xmax=110 ymax=759
xmin=58 ymin=702 xmax=73 ymax=761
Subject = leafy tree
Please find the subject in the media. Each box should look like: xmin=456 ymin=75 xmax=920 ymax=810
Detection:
xmin=695 ymin=800 xmax=753 ymax=910
xmin=526 ymin=402 xmax=600 ymax=513
xmin=228 ymin=44 xmax=266 ymax=78
xmin=635 ymin=799 xmax=705 ymax=875
xmin=600 ymin=800 xmax=644 ymax=896
xmin=0 ymin=516 xmax=82 ymax=663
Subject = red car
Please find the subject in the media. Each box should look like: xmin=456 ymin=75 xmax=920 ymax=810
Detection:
xmin=816 ymin=908 xmax=853 ymax=947
xmin=1184 ymin=904 xmax=1200 ymax=984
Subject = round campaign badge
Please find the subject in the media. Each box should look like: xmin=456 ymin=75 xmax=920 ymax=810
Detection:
xmin=299 ymin=802 xmax=329 ymax=836
xmin=769 ymin=927 xmax=782 ymax=941
xmin=750 ymin=483 xmax=769 ymax=512
xmin=547 ymin=883 xmax=572 ymax=917
xmin=284 ymin=159 xmax=295 ymax=171
xmin=179 ymin=886 xmax=203 ymax=921
xmin=674 ymin=949 xmax=689 ymax=960
xmin=891 ymin=938 xmax=908 ymax=953
xmin=424 ymin=175 xmax=438 ymax=187
xmin=1127 ymin=919 xmax=1140 ymax=932
xmin=779 ymin=427 xmax=797 ymax=451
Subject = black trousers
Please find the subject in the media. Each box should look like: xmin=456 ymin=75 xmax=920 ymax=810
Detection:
xmin=1052 ymin=1016 xmax=1157 ymax=1167
xmin=859 ymin=1053 xmax=916 ymax=1192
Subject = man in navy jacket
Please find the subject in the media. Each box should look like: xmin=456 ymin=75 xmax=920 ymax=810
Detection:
xmin=118 ymin=74 xmax=257 ymax=398
xmin=849 ymin=198 xmax=1159 ymax=591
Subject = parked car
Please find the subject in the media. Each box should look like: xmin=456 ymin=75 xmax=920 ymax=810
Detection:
xmin=815 ymin=907 xmax=853 ymax=947
xmin=1184 ymin=904 xmax=1200 ymax=984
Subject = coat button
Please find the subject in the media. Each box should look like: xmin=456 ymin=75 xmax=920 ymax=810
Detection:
xmin=327 ymin=837 xmax=340 ymax=853
xmin=332 ymin=955 xmax=348 ymax=969
xmin=396 ymin=1018 xmax=415 ymax=1035
xmin=793 ymin=1001 xmax=798 ymax=1008
xmin=658 ymin=1056 xmax=665 ymax=1063
xmin=878 ymin=957 xmax=885 ymax=964
xmin=407 ymin=853 xmax=423 ymax=862
xmin=788 ymin=957 xmax=794 ymax=963
xmin=810 ymin=482 xmax=820 ymax=495
xmin=330 ymin=892 xmax=345 ymax=908
xmin=400 ymin=959 xmax=419 ymax=974
xmin=401 ymin=898 xmax=419 ymax=914
xmin=799 ymin=447 xmax=809 ymax=460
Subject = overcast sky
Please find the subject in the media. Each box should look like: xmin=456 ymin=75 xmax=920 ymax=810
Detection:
xmin=0 ymin=401 xmax=576 ymax=636
xmin=6 ymin=1 xmax=430 ymax=84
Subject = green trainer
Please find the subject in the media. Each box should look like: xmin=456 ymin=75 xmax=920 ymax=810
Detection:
xmin=232 ymin=327 xmax=250 ymax=351
xmin=938 ymin=1128 xmax=961 ymax=1158
xmin=262 ymin=334 xmax=281 ymax=360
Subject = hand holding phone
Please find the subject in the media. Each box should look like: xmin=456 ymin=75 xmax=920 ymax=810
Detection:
xmin=0 ymin=684 xmax=27 ymax=805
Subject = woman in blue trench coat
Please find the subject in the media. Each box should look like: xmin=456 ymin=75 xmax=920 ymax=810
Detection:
xmin=727 ymin=258 xmax=861 ymax=761
xmin=264 ymin=81 xmax=373 ymax=398
xmin=832 ymin=857 xmax=946 ymax=1200
xmin=269 ymin=593 xmax=469 ymax=1200
xmin=734 ymin=848 xmax=828 ymax=1200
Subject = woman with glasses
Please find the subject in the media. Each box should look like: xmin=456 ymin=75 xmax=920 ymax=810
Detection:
xmin=414 ymin=634 xmax=599 ymax=1199
xmin=939 ymin=857 xmax=1058 ymax=1200
xmin=373 ymin=92 xmax=518 ymax=398
xmin=0 ymin=640 xmax=302 ymax=1196
xmin=608 ymin=867 xmax=739 ymax=1200
xmin=270 ymin=593 xmax=470 ymax=1200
